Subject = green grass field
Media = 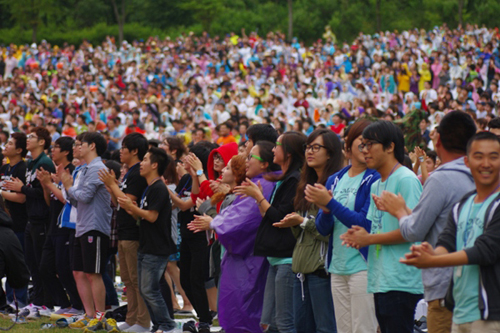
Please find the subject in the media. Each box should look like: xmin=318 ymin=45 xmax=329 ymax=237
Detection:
xmin=0 ymin=315 xmax=220 ymax=332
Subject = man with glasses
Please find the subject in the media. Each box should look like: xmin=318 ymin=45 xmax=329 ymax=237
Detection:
xmin=4 ymin=127 xmax=55 ymax=317
xmin=38 ymin=137 xmax=83 ymax=315
xmin=372 ymin=111 xmax=477 ymax=333
xmin=341 ymin=121 xmax=423 ymax=333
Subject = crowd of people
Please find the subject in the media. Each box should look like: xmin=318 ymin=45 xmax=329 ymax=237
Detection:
xmin=1 ymin=22 xmax=500 ymax=333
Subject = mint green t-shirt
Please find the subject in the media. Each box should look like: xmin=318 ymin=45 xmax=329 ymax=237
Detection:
xmin=452 ymin=194 xmax=495 ymax=325
xmin=366 ymin=166 xmax=424 ymax=294
xmin=329 ymin=170 xmax=368 ymax=275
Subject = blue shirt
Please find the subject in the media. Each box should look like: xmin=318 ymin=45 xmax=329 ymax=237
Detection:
xmin=330 ymin=171 xmax=367 ymax=275
xmin=68 ymin=157 xmax=112 ymax=237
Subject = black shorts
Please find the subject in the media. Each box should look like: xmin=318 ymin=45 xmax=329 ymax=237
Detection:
xmin=73 ymin=230 xmax=109 ymax=274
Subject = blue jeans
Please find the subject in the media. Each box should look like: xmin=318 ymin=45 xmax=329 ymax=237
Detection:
xmin=374 ymin=291 xmax=423 ymax=333
xmin=137 ymin=252 xmax=175 ymax=332
xmin=261 ymin=264 xmax=296 ymax=333
xmin=293 ymin=273 xmax=336 ymax=333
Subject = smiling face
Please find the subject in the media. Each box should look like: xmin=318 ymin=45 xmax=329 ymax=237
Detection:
xmin=465 ymin=139 xmax=500 ymax=188
xmin=246 ymin=145 xmax=266 ymax=178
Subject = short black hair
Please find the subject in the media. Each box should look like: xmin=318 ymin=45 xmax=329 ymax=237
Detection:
xmin=188 ymin=142 xmax=212 ymax=174
xmin=246 ymin=124 xmax=278 ymax=144
xmin=55 ymin=137 xmax=74 ymax=161
xmin=105 ymin=160 xmax=122 ymax=180
xmin=362 ymin=120 xmax=405 ymax=164
xmin=426 ymin=150 xmax=438 ymax=164
xmin=466 ymin=131 xmax=500 ymax=155
xmin=122 ymin=133 xmax=149 ymax=160
xmin=488 ymin=117 xmax=500 ymax=130
xmin=31 ymin=127 xmax=52 ymax=150
xmin=438 ymin=111 xmax=477 ymax=154
xmin=11 ymin=132 xmax=27 ymax=158
xmin=148 ymin=147 xmax=169 ymax=176
xmin=82 ymin=132 xmax=107 ymax=157
xmin=75 ymin=132 xmax=87 ymax=142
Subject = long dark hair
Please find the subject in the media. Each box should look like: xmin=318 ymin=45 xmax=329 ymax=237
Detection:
xmin=294 ymin=129 xmax=343 ymax=212
xmin=266 ymin=131 xmax=307 ymax=181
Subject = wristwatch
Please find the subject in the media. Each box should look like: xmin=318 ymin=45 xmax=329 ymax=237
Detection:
xmin=196 ymin=170 xmax=204 ymax=177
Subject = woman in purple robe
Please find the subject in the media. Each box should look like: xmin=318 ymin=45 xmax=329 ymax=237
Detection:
xmin=189 ymin=141 xmax=280 ymax=333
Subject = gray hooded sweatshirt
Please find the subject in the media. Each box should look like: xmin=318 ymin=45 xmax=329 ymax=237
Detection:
xmin=399 ymin=157 xmax=475 ymax=301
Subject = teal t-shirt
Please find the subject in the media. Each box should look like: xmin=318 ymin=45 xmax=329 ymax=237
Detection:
xmin=452 ymin=194 xmax=495 ymax=325
xmin=366 ymin=166 xmax=424 ymax=294
xmin=330 ymin=170 xmax=368 ymax=275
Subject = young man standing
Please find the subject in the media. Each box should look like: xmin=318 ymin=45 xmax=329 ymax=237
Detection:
xmin=60 ymin=132 xmax=117 ymax=333
xmin=118 ymin=147 xmax=177 ymax=333
xmin=5 ymin=127 xmax=55 ymax=315
xmin=402 ymin=132 xmax=500 ymax=333
xmin=99 ymin=132 xmax=150 ymax=332
xmin=341 ymin=121 xmax=423 ymax=333
xmin=38 ymin=137 xmax=83 ymax=315
xmin=0 ymin=132 xmax=28 ymax=308
xmin=375 ymin=111 xmax=477 ymax=333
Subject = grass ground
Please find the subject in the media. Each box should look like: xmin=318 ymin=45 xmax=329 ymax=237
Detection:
xmin=0 ymin=316 xmax=220 ymax=332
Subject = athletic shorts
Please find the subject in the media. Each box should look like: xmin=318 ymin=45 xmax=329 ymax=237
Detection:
xmin=73 ymin=230 xmax=109 ymax=274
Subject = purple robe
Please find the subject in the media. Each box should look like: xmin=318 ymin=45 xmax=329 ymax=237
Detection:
xmin=211 ymin=174 xmax=275 ymax=333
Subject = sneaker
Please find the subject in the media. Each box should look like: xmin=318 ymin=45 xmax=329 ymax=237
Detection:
xmin=198 ymin=322 xmax=210 ymax=333
xmin=182 ymin=320 xmax=198 ymax=333
xmin=124 ymin=324 xmax=149 ymax=332
xmin=26 ymin=308 xmax=41 ymax=320
xmin=119 ymin=323 xmax=132 ymax=331
xmin=103 ymin=318 xmax=120 ymax=333
xmin=210 ymin=310 xmax=218 ymax=320
xmin=66 ymin=308 xmax=85 ymax=316
xmin=55 ymin=307 xmax=72 ymax=315
xmin=84 ymin=318 xmax=103 ymax=332
xmin=39 ymin=306 xmax=54 ymax=317
xmin=69 ymin=314 xmax=91 ymax=329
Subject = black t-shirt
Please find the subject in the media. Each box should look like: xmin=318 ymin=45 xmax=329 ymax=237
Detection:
xmin=117 ymin=163 xmax=148 ymax=241
xmin=0 ymin=161 xmax=28 ymax=233
xmin=175 ymin=174 xmax=204 ymax=240
xmin=138 ymin=180 xmax=175 ymax=256
xmin=48 ymin=163 xmax=75 ymax=236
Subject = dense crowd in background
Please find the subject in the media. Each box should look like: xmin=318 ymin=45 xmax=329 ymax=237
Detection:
xmin=1 ymin=23 xmax=500 ymax=333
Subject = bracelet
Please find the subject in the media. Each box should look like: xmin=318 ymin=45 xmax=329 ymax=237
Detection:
xmin=257 ymin=198 xmax=266 ymax=206
xmin=418 ymin=156 xmax=425 ymax=162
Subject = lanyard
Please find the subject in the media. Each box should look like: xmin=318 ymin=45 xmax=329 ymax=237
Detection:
xmin=122 ymin=162 xmax=140 ymax=184
xmin=7 ymin=161 xmax=21 ymax=176
xmin=463 ymin=184 xmax=500 ymax=248
xmin=374 ymin=162 xmax=400 ymax=258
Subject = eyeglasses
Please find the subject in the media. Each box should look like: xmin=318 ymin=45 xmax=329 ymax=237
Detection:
xmin=248 ymin=154 xmax=264 ymax=162
xmin=213 ymin=154 xmax=224 ymax=162
xmin=275 ymin=141 xmax=282 ymax=147
xmin=304 ymin=144 xmax=326 ymax=153
xmin=72 ymin=143 xmax=82 ymax=148
xmin=53 ymin=145 xmax=61 ymax=149
xmin=358 ymin=140 xmax=381 ymax=152
xmin=27 ymin=134 xmax=38 ymax=140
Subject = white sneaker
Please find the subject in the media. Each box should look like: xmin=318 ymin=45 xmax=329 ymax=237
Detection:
xmin=38 ymin=306 xmax=53 ymax=317
xmin=26 ymin=308 xmax=40 ymax=320
xmin=65 ymin=308 xmax=84 ymax=315
xmin=55 ymin=307 xmax=72 ymax=315
xmin=124 ymin=324 xmax=150 ymax=332
xmin=119 ymin=322 xmax=132 ymax=330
